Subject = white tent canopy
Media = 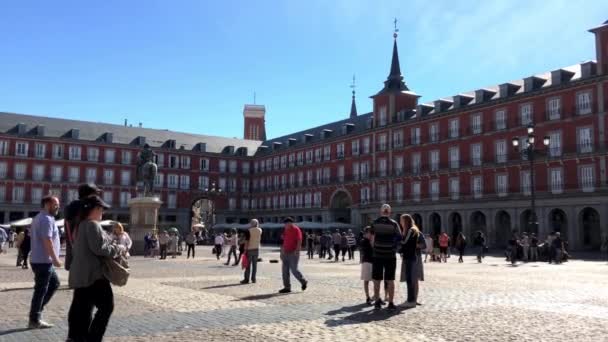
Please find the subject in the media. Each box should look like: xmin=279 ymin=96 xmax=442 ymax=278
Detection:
xmin=8 ymin=217 xmax=66 ymax=228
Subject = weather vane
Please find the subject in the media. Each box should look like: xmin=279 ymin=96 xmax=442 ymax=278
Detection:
xmin=394 ymin=17 xmax=399 ymax=38
xmin=350 ymin=74 xmax=356 ymax=96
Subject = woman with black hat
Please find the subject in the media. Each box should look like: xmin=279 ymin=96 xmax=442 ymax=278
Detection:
xmin=67 ymin=195 xmax=126 ymax=342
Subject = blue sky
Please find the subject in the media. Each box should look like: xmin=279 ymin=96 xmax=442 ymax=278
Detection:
xmin=1 ymin=1 xmax=607 ymax=139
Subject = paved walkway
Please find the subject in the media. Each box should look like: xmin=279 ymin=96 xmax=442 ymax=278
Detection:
xmin=1 ymin=247 xmax=608 ymax=341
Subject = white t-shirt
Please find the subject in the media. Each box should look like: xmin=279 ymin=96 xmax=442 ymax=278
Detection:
xmin=214 ymin=235 xmax=224 ymax=245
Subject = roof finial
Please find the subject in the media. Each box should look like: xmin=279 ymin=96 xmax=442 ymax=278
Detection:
xmin=350 ymin=74 xmax=358 ymax=118
xmin=393 ymin=17 xmax=399 ymax=39
xmin=253 ymin=91 xmax=256 ymax=105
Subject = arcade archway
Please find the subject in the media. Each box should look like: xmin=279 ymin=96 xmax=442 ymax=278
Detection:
xmin=330 ymin=190 xmax=352 ymax=223
xmin=579 ymin=207 xmax=600 ymax=249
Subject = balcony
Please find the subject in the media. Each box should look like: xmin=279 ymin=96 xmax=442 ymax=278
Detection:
xmin=448 ymin=129 xmax=459 ymax=139
xmin=577 ymin=143 xmax=593 ymax=154
xmin=495 ymin=154 xmax=507 ymax=164
xmin=449 ymin=160 xmax=460 ymax=169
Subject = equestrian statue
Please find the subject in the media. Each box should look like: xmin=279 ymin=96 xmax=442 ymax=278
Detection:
xmin=136 ymin=144 xmax=158 ymax=197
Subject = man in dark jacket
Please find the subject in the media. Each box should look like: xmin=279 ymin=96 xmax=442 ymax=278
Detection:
xmin=64 ymin=183 xmax=102 ymax=270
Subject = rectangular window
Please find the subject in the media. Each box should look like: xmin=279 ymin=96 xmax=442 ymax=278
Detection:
xmin=352 ymin=162 xmax=359 ymax=180
xmin=200 ymin=158 xmax=209 ymax=171
xmin=87 ymin=147 xmax=99 ymax=162
xmin=580 ymin=165 xmax=595 ymax=192
xmin=394 ymin=183 xmax=403 ymax=202
xmin=297 ymin=152 xmax=304 ymax=165
xmin=548 ymin=131 xmax=562 ymax=157
xmin=0 ymin=140 xmax=8 ymax=155
xmin=548 ymin=97 xmax=561 ymax=120
xmin=33 ymin=165 xmax=44 ymax=181
xmin=449 ymin=178 xmax=459 ymax=200
xmin=521 ymin=170 xmax=531 ymax=195
xmin=12 ymin=163 xmax=26 ymax=180
xmin=315 ymin=169 xmax=322 ymax=185
xmin=412 ymin=153 xmax=421 ymax=175
xmin=550 ymin=168 xmax=563 ymax=194
xmin=306 ymin=170 xmax=313 ymax=185
xmin=167 ymin=174 xmax=178 ymax=188
xmin=228 ymin=160 xmax=237 ymax=173
xmin=155 ymin=173 xmax=164 ymax=187
xmin=378 ymin=158 xmax=387 ymax=177
xmin=219 ymin=160 xmax=227 ymax=172
xmin=0 ymin=185 xmax=5 ymax=202
xmin=182 ymin=156 xmax=192 ymax=170
xmin=12 ymin=186 xmax=24 ymax=203
xmin=360 ymin=187 xmax=370 ymax=204
xmin=411 ymin=127 xmax=421 ymax=145
xmin=103 ymin=191 xmax=113 ymax=205
xmin=495 ymin=109 xmax=507 ymax=130
xmin=351 ymin=140 xmax=360 ymax=156
xmin=168 ymin=155 xmax=179 ymax=168
xmin=86 ymin=168 xmax=97 ymax=183
xmin=496 ymin=174 xmax=508 ymax=197
xmin=394 ymin=156 xmax=404 ymax=175
xmin=429 ymin=123 xmax=439 ymax=142
xmin=280 ymin=156 xmax=287 ymax=169
xmin=31 ymin=188 xmax=43 ymax=204
xmin=377 ymin=184 xmax=387 ymax=202
xmin=430 ymin=150 xmax=440 ymax=171
xmin=360 ymin=162 xmax=369 ymax=179
xmin=306 ymin=150 xmax=313 ymax=164
xmin=105 ymin=149 xmax=115 ymax=163
xmin=197 ymin=175 xmax=208 ymax=190
xmin=471 ymin=114 xmax=482 ymax=134
xmin=155 ymin=153 xmax=164 ymax=167
xmin=16 ymin=141 xmax=28 ymax=157
xmin=360 ymin=137 xmax=369 ymax=154
xmin=412 ymin=182 xmax=421 ymax=202
xmin=120 ymin=192 xmax=131 ymax=207
xmin=288 ymin=154 xmax=295 ymax=167
xmin=323 ymin=146 xmax=331 ymax=161
xmin=336 ymin=143 xmax=345 ymax=159
xmin=578 ymin=127 xmax=593 ymax=153
xmin=473 ymin=176 xmax=483 ymax=199
xmin=449 ymin=146 xmax=459 ymax=169
xmin=68 ymin=146 xmax=81 ymax=161
xmin=0 ymin=162 xmax=6 ymax=179
xmin=242 ymin=162 xmax=250 ymax=174
xmin=449 ymin=119 xmax=459 ymax=138
xmin=520 ymin=103 xmax=533 ymax=126
xmin=393 ymin=130 xmax=403 ymax=148
xmin=104 ymin=169 xmax=114 ymax=185
xmin=51 ymin=165 xmax=62 ymax=182
xmin=180 ymin=175 xmax=190 ymax=189
xmin=577 ymin=91 xmax=592 ymax=115
xmin=68 ymin=167 xmax=80 ymax=183
xmin=35 ymin=143 xmax=46 ymax=158
xmin=378 ymin=134 xmax=387 ymax=151
xmin=315 ymin=149 xmax=322 ymax=163
xmin=379 ymin=106 xmax=387 ymax=126
xmin=121 ymin=170 xmax=131 ymax=186
xmin=121 ymin=150 xmax=131 ymax=164
xmin=495 ymin=140 xmax=507 ymax=163
xmin=298 ymin=172 xmax=304 ymax=186
xmin=430 ymin=180 xmax=439 ymax=201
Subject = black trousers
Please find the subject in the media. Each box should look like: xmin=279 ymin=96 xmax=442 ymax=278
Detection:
xmin=187 ymin=244 xmax=195 ymax=258
xmin=334 ymin=244 xmax=341 ymax=260
xmin=68 ymin=278 xmax=114 ymax=342
xmin=307 ymin=244 xmax=314 ymax=259
xmin=226 ymin=246 xmax=238 ymax=264
xmin=160 ymin=244 xmax=168 ymax=259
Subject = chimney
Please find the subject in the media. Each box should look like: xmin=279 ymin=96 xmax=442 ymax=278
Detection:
xmin=138 ymin=122 xmax=142 ymax=128
xmin=589 ymin=20 xmax=608 ymax=75
xmin=124 ymin=119 xmax=127 ymax=127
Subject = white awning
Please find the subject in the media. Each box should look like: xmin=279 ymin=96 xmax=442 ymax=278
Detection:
xmin=211 ymin=221 xmax=355 ymax=230
xmin=9 ymin=217 xmax=32 ymax=227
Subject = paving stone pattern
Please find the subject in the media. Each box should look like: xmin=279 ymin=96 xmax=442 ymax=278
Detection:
xmin=1 ymin=247 xmax=607 ymax=341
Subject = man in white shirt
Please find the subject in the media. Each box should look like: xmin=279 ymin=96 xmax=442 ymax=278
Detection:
xmin=242 ymin=219 xmax=263 ymax=284
xmin=214 ymin=233 xmax=224 ymax=260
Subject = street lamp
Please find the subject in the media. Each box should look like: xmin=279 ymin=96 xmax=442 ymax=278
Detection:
xmin=512 ymin=123 xmax=550 ymax=234
xmin=202 ymin=182 xmax=223 ymax=229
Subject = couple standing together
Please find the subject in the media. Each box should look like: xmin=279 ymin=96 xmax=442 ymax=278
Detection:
xmin=365 ymin=204 xmax=425 ymax=310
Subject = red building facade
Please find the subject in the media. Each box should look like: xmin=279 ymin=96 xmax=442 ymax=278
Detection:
xmin=1 ymin=20 xmax=608 ymax=249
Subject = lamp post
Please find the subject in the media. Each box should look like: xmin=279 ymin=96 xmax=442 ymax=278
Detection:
xmin=511 ymin=123 xmax=550 ymax=234
xmin=202 ymin=182 xmax=223 ymax=229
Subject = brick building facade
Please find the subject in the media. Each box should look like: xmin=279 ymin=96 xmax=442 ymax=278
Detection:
xmin=1 ymin=20 xmax=608 ymax=249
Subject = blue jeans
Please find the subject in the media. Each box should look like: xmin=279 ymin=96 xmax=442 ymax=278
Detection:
xmin=29 ymin=263 xmax=60 ymax=323
xmin=280 ymin=251 xmax=306 ymax=289
xmin=244 ymin=249 xmax=259 ymax=282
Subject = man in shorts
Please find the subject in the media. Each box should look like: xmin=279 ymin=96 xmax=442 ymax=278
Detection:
xmin=359 ymin=227 xmax=374 ymax=305
xmin=370 ymin=204 xmax=401 ymax=310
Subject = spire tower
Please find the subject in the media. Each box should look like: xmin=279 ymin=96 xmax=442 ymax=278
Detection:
xmin=350 ymin=74 xmax=358 ymax=118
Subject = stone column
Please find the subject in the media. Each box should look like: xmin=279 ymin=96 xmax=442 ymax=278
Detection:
xmin=128 ymin=197 xmax=163 ymax=255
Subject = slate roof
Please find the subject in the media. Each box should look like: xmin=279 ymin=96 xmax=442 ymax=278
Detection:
xmin=0 ymin=112 xmax=263 ymax=156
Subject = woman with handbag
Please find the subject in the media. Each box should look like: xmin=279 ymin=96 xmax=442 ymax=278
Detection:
xmin=111 ymin=222 xmax=132 ymax=258
xmin=399 ymin=214 xmax=425 ymax=308
xmin=67 ymin=195 xmax=126 ymax=342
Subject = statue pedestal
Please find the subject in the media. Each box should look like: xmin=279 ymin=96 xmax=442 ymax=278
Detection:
xmin=127 ymin=197 xmax=162 ymax=255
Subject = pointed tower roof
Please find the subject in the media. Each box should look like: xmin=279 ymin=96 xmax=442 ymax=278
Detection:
xmin=373 ymin=21 xmax=414 ymax=97
xmin=350 ymin=75 xmax=358 ymax=118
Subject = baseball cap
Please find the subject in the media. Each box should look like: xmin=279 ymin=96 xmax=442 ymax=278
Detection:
xmin=283 ymin=217 xmax=294 ymax=223
xmin=81 ymin=195 xmax=111 ymax=210
xmin=78 ymin=183 xmax=102 ymax=198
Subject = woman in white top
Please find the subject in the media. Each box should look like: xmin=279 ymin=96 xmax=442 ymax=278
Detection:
xmin=111 ymin=222 xmax=132 ymax=258
xmin=224 ymin=229 xmax=238 ymax=266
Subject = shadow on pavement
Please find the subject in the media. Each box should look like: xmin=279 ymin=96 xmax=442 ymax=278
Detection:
xmin=201 ymin=283 xmax=245 ymax=290
xmin=237 ymin=292 xmax=292 ymax=301
xmin=0 ymin=328 xmax=32 ymax=336
xmin=325 ymin=303 xmax=370 ymax=316
xmin=324 ymin=306 xmax=412 ymax=326
xmin=1 ymin=285 xmax=71 ymax=293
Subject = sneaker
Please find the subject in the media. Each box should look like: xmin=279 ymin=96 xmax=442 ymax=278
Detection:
xmin=366 ymin=297 xmax=373 ymax=305
xmin=301 ymin=280 xmax=308 ymax=291
xmin=28 ymin=320 xmax=54 ymax=329
xmin=240 ymin=280 xmax=249 ymax=284
xmin=374 ymin=299 xmax=382 ymax=310
xmin=387 ymin=302 xmax=397 ymax=310
xmin=402 ymin=301 xmax=416 ymax=308
xmin=278 ymin=288 xmax=292 ymax=294
xmin=380 ymin=299 xmax=387 ymax=306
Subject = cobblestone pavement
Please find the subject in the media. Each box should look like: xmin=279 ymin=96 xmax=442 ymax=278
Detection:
xmin=1 ymin=247 xmax=608 ymax=341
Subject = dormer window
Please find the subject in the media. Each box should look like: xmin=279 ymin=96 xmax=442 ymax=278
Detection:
xmin=379 ymin=106 xmax=388 ymax=126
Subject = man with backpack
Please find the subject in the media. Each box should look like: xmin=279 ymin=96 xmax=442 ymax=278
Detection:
xmin=64 ymin=183 xmax=102 ymax=270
